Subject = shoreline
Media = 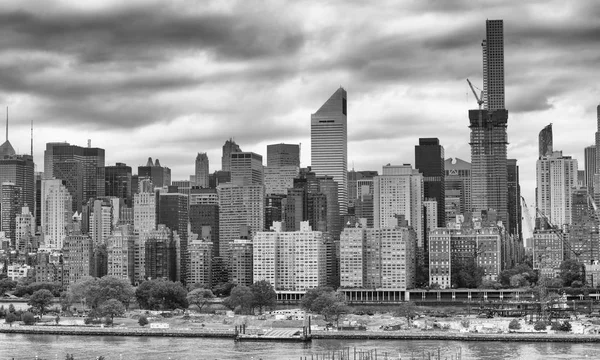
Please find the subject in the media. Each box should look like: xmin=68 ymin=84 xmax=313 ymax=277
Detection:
xmin=2 ymin=326 xmax=600 ymax=343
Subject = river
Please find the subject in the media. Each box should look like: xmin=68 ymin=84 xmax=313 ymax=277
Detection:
xmin=2 ymin=334 xmax=600 ymax=360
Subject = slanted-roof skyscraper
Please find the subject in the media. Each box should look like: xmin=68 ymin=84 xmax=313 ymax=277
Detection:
xmin=311 ymin=88 xmax=348 ymax=215
xmin=221 ymin=139 xmax=241 ymax=172
xmin=470 ymin=20 xmax=508 ymax=228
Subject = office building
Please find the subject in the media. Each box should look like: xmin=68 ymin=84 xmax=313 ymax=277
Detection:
xmin=195 ymin=153 xmax=210 ymax=188
xmin=138 ymin=157 xmax=171 ymax=189
xmin=311 ymin=87 xmax=348 ymax=215
xmin=482 ymin=19 xmax=505 ymax=111
xmin=568 ymin=188 xmax=598 ymax=266
xmin=217 ymin=184 xmax=264 ymax=258
xmin=209 ymin=170 xmax=231 ymax=189
xmin=267 ymin=143 xmax=300 ymax=168
xmin=189 ymin=187 xmax=218 ymax=205
xmin=536 ymin=150 xmax=577 ymax=226
xmin=264 ymin=166 xmax=299 ymax=196
xmin=0 ymin=142 xmax=34 ymax=213
xmin=585 ymin=145 xmax=596 ymax=195
xmin=539 ymin=124 xmax=553 ymax=158
xmin=444 ymin=158 xmax=471 ymax=222
xmin=230 ymin=152 xmax=264 ymax=186
xmin=104 ymin=163 xmax=132 ymax=207
xmin=41 ymin=179 xmax=72 ymax=250
xmin=15 ymin=206 xmax=35 ymax=252
xmin=133 ymin=184 xmax=156 ymax=234
xmin=221 ymin=139 xmax=242 ymax=172
xmin=44 ymin=142 xmax=105 ymax=211
xmin=373 ymin=165 xmax=423 ymax=247
xmin=89 ymin=198 xmax=113 ymax=246
xmin=415 ymin=138 xmax=445 ymax=228
xmin=340 ymin=226 xmax=416 ymax=290
xmin=189 ymin=203 xmax=219 ymax=255
xmin=144 ymin=227 xmax=177 ymax=282
xmin=265 ymin=194 xmax=284 ymax=231
xmin=158 ymin=191 xmax=189 ymax=283
xmin=1 ymin=182 xmax=22 ymax=245
xmin=135 ymin=224 xmax=169 ymax=282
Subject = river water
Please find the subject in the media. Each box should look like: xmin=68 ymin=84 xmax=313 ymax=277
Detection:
xmin=2 ymin=334 xmax=599 ymax=360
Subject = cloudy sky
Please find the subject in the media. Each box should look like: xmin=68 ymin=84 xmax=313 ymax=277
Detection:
xmin=1 ymin=0 xmax=600 ymax=229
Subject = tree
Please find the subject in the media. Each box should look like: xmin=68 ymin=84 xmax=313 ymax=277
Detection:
xmin=55 ymin=315 xmax=60 ymax=325
xmin=96 ymin=276 xmax=135 ymax=309
xmin=5 ymin=312 xmax=17 ymax=326
xmin=212 ymin=282 xmax=235 ymax=297
xmin=0 ymin=278 xmax=16 ymax=295
xmin=300 ymin=286 xmax=334 ymax=312
xmin=28 ymin=289 xmax=54 ymax=315
xmin=223 ymin=285 xmax=254 ymax=314
xmin=311 ymin=291 xmax=348 ymax=327
xmin=21 ymin=311 xmax=35 ymax=325
xmin=60 ymin=291 xmax=75 ymax=311
xmin=138 ymin=315 xmax=148 ymax=327
xmin=534 ymin=320 xmax=548 ymax=331
xmin=510 ymin=274 xmax=530 ymax=288
xmin=99 ymin=299 xmax=125 ymax=324
xmin=479 ymin=279 xmax=502 ymax=289
xmin=251 ymin=280 xmax=277 ymax=314
xmin=394 ymin=302 xmax=418 ymax=326
xmin=560 ymin=259 xmax=583 ymax=287
xmin=508 ymin=319 xmax=521 ymax=330
xmin=451 ymin=260 xmax=484 ymax=288
xmin=135 ymin=279 xmax=188 ymax=310
xmin=186 ymin=288 xmax=214 ymax=312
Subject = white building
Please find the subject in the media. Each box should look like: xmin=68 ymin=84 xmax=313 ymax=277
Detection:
xmin=134 ymin=190 xmax=156 ymax=234
xmin=340 ymin=226 xmax=416 ymax=290
xmin=15 ymin=206 xmax=35 ymax=251
xmin=188 ymin=235 xmax=213 ymax=287
xmin=89 ymin=199 xmax=113 ymax=246
xmin=107 ymin=225 xmax=137 ymax=284
xmin=311 ymin=88 xmax=348 ymax=215
xmin=373 ymin=164 xmax=424 ymax=246
xmin=41 ymin=179 xmax=72 ymax=250
xmin=536 ymin=150 xmax=577 ymax=226
xmin=7 ymin=264 xmax=31 ymax=281
xmin=253 ymin=221 xmax=327 ymax=291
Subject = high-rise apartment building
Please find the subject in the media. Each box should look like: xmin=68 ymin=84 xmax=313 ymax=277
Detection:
xmin=267 ymin=143 xmax=300 ymax=168
xmin=230 ymin=152 xmax=264 ymax=186
xmin=569 ymin=188 xmax=598 ymax=266
xmin=104 ymin=163 xmax=132 ymax=207
xmin=138 ymin=158 xmax=171 ymax=189
xmin=189 ymin=236 xmax=213 ymax=287
xmin=253 ymin=222 xmax=327 ymax=291
xmin=311 ymin=88 xmax=348 ymax=215
xmin=195 ymin=153 xmax=209 ymax=188
xmin=158 ymin=191 xmax=189 ymax=283
xmin=189 ymin=203 xmax=219 ymax=255
xmin=41 ymin=179 xmax=72 ymax=250
xmin=144 ymin=228 xmax=178 ymax=282
xmin=89 ymin=198 xmax=113 ymax=246
xmin=264 ymin=166 xmax=299 ymax=196
xmin=106 ymin=225 xmax=136 ymax=284
xmin=15 ymin=206 xmax=35 ymax=252
xmin=133 ymin=183 xmax=156 ymax=234
xmin=507 ymin=159 xmax=522 ymax=243
xmin=470 ymin=20 xmax=508 ymax=228
xmin=63 ymin=234 xmax=94 ymax=285
xmin=221 ymin=139 xmax=242 ymax=172
xmin=217 ymin=184 xmax=264 ymax=258
xmin=135 ymin=224 xmax=170 ymax=282
xmin=444 ymin=158 xmax=471 ymax=223
xmin=228 ymin=239 xmax=253 ymax=287
xmin=536 ymin=150 xmax=578 ymax=226
xmin=415 ymin=138 xmax=445 ymax=228
xmin=340 ymin=226 xmax=416 ymax=290
xmin=373 ymin=165 xmax=423 ymax=247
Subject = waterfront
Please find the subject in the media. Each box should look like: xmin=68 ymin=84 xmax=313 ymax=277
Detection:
xmin=2 ymin=334 xmax=600 ymax=360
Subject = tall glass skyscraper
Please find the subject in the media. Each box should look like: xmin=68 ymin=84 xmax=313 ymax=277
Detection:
xmin=311 ymin=88 xmax=348 ymax=215
xmin=470 ymin=20 xmax=509 ymax=228
xmin=415 ymin=138 xmax=445 ymax=228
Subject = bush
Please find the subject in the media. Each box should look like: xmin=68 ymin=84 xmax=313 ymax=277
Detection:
xmin=550 ymin=321 xmax=562 ymax=331
xmin=138 ymin=315 xmax=148 ymax=327
xmin=5 ymin=312 xmax=17 ymax=326
xmin=21 ymin=312 xmax=35 ymax=325
xmin=534 ymin=320 xmax=548 ymax=331
xmin=561 ymin=321 xmax=572 ymax=332
xmin=461 ymin=319 xmax=470 ymax=328
xmin=508 ymin=319 xmax=521 ymax=330
xmin=104 ymin=317 xmax=113 ymax=326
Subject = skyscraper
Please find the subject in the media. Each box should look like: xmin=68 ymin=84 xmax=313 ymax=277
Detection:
xmin=41 ymin=179 xmax=72 ymax=250
xmin=221 ymin=139 xmax=242 ymax=172
xmin=539 ymin=124 xmax=553 ymax=158
xmin=585 ymin=145 xmax=596 ymax=195
xmin=507 ymin=159 xmax=522 ymax=242
xmin=1 ymin=182 xmax=22 ymax=246
xmin=267 ymin=143 xmax=300 ymax=167
xmin=311 ymin=88 xmax=348 ymax=215
xmin=158 ymin=191 xmax=189 ymax=283
xmin=444 ymin=158 xmax=471 ymax=222
xmin=470 ymin=20 xmax=508 ymax=228
xmin=482 ymin=19 xmax=505 ymax=111
xmin=536 ymin=151 xmax=578 ymax=226
xmin=594 ymin=105 xmax=600 ymax=206
xmin=138 ymin=158 xmax=171 ymax=189
xmin=194 ymin=153 xmax=209 ymax=188
xmin=415 ymin=138 xmax=445 ymax=228
xmin=230 ymin=152 xmax=264 ymax=186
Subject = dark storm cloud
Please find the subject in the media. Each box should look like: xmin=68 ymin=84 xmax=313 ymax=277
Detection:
xmin=0 ymin=6 xmax=305 ymax=64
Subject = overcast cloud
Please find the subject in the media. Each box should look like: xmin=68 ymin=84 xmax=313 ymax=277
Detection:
xmin=1 ymin=0 xmax=600 ymax=235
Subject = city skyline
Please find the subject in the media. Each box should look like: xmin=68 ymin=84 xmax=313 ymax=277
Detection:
xmin=0 ymin=1 xmax=599 ymax=230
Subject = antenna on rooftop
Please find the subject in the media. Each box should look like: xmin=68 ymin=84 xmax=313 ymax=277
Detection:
xmin=30 ymin=119 xmax=33 ymax=156
xmin=5 ymin=107 xmax=8 ymax=141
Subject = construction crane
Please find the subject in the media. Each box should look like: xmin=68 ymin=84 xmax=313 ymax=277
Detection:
xmin=466 ymin=79 xmax=484 ymax=110
xmin=521 ymin=196 xmax=535 ymax=239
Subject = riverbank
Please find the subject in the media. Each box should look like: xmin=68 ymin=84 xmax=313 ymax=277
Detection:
xmin=3 ymin=325 xmax=600 ymax=343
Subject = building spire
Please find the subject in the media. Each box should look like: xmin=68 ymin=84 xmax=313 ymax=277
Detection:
xmin=31 ymin=119 xmax=33 ymax=156
xmin=5 ymin=106 xmax=8 ymax=142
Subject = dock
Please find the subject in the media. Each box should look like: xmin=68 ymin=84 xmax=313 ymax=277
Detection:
xmin=235 ymin=328 xmax=312 ymax=342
